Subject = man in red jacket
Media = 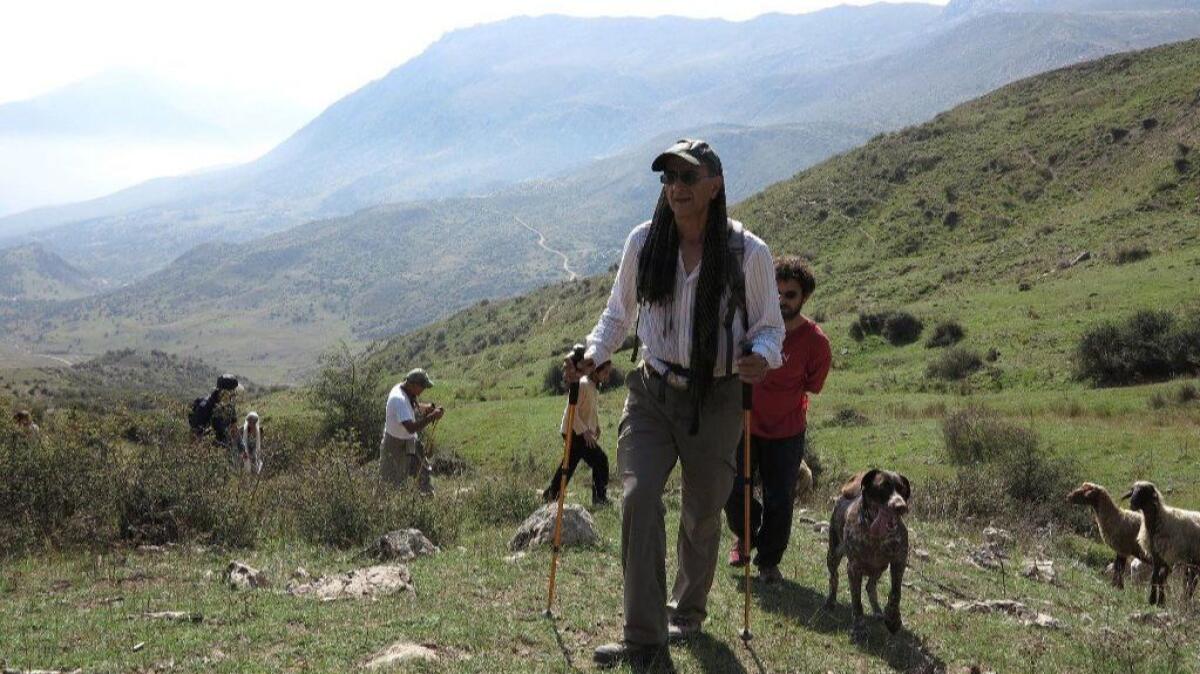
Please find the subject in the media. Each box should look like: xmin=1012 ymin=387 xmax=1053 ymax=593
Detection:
xmin=725 ymin=255 xmax=832 ymax=583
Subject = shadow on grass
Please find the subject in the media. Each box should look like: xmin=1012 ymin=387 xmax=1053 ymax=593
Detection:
xmin=683 ymin=632 xmax=751 ymax=674
xmin=547 ymin=614 xmax=582 ymax=672
xmin=747 ymin=575 xmax=946 ymax=673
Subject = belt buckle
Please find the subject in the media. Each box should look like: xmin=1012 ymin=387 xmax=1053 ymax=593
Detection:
xmin=665 ymin=371 xmax=689 ymax=391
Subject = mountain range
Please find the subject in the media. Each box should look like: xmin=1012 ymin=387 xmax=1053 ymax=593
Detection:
xmin=367 ymin=36 xmax=1200 ymax=396
xmin=3 ymin=0 xmax=1200 ymax=383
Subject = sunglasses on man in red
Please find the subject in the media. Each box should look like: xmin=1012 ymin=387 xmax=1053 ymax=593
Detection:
xmin=659 ymin=169 xmax=709 ymax=186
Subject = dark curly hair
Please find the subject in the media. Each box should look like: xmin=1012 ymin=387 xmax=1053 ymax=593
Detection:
xmin=775 ymin=255 xmax=816 ymax=299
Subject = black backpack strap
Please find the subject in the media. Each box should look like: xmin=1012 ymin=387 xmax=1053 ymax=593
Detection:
xmin=630 ymin=305 xmax=642 ymax=364
xmin=723 ymin=220 xmax=749 ymax=376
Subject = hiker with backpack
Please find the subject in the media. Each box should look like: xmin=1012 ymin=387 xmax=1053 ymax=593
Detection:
xmin=542 ymin=360 xmax=613 ymax=507
xmin=189 ymin=375 xmax=241 ymax=458
xmin=564 ymin=139 xmax=784 ymax=669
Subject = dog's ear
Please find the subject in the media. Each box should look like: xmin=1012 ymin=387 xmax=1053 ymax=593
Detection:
xmin=841 ymin=471 xmax=865 ymax=499
xmin=895 ymin=473 xmax=912 ymax=501
xmin=858 ymin=469 xmax=883 ymax=501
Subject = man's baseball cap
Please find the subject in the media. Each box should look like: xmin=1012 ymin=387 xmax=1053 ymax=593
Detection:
xmin=404 ymin=368 xmax=434 ymax=388
xmin=651 ymin=138 xmax=723 ymax=176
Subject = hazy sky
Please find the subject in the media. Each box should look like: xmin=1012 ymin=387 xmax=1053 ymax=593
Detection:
xmin=1 ymin=0 xmax=947 ymax=109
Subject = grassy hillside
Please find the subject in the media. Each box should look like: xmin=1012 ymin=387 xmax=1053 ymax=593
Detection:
xmin=368 ymin=38 xmax=1200 ymax=397
xmin=0 ymin=243 xmax=99 ymax=301
xmin=0 ymin=349 xmax=263 ymax=412
xmin=6 ymin=41 xmax=1200 ymax=674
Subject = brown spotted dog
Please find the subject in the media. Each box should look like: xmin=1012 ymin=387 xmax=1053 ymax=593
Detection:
xmin=825 ymin=469 xmax=911 ymax=639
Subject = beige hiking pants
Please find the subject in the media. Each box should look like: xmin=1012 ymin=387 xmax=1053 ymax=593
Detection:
xmin=618 ymin=365 xmax=743 ymax=646
xmin=380 ymin=433 xmax=432 ymax=493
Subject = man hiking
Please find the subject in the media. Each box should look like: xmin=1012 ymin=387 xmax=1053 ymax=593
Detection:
xmin=725 ymin=255 xmax=832 ymax=584
xmin=380 ymin=368 xmax=443 ymax=493
xmin=543 ymin=360 xmax=612 ymax=507
xmin=565 ymin=139 xmax=784 ymax=670
xmin=189 ymin=374 xmax=241 ymax=453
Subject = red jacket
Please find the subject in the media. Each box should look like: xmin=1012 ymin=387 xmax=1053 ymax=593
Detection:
xmin=751 ymin=317 xmax=831 ymax=438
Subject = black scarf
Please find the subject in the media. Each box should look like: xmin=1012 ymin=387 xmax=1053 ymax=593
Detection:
xmin=635 ymin=187 xmax=731 ymax=432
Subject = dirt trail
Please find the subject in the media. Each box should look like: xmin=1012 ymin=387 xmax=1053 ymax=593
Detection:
xmin=512 ymin=215 xmax=578 ymax=281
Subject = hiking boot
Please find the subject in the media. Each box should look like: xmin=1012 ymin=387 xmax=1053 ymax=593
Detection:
xmin=728 ymin=537 xmax=750 ymax=567
xmin=758 ymin=565 xmax=783 ymax=584
xmin=593 ymin=642 xmax=671 ymax=670
xmin=592 ymin=494 xmax=612 ymax=507
xmin=667 ymin=615 xmax=702 ymax=644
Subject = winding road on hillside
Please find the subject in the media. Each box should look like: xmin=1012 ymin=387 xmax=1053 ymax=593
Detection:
xmin=512 ymin=215 xmax=578 ymax=281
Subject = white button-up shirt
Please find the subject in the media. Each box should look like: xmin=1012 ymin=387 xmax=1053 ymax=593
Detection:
xmin=585 ymin=219 xmax=784 ymax=375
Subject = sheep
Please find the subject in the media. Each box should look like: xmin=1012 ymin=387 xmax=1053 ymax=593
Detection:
xmin=795 ymin=459 xmax=814 ymax=503
xmin=1067 ymin=482 xmax=1148 ymax=589
xmin=1124 ymin=481 xmax=1200 ymax=606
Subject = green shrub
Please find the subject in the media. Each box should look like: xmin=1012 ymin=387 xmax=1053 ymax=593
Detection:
xmin=1075 ymin=310 xmax=1200 ymax=386
xmin=926 ymin=348 xmax=983 ymax=380
xmin=285 ymin=437 xmax=458 ymax=549
xmin=1148 ymin=392 xmax=1169 ymax=410
xmin=849 ymin=312 xmax=890 ymax=342
xmin=463 ymin=478 xmax=540 ymax=527
xmin=943 ymin=407 xmax=1038 ymax=465
xmin=928 ymin=408 xmax=1084 ymax=531
xmin=827 ymin=406 xmax=868 ymax=427
xmin=1109 ymin=245 xmax=1151 ymax=265
xmin=542 ymin=361 xmax=566 ymax=396
xmin=883 ymin=312 xmax=924 ymax=345
xmin=925 ymin=320 xmax=965 ymax=348
xmin=0 ymin=420 xmax=119 ymax=553
xmin=118 ymin=433 xmax=260 ymax=547
xmin=307 ymin=342 xmax=385 ymax=451
xmin=849 ymin=310 xmax=923 ymax=345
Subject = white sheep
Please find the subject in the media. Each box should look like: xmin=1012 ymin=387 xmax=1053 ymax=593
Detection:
xmin=1067 ymin=482 xmax=1148 ymax=589
xmin=1124 ymin=481 xmax=1200 ymax=606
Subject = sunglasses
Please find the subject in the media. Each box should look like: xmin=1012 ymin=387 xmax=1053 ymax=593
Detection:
xmin=659 ymin=169 xmax=708 ymax=186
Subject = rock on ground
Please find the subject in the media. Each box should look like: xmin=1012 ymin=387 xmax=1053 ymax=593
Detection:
xmin=363 ymin=641 xmax=439 ymax=668
xmin=950 ymin=599 xmax=1060 ymax=629
xmin=509 ymin=503 xmax=599 ymax=552
xmin=288 ymin=565 xmax=413 ymax=601
xmin=225 ymin=561 xmax=269 ymax=590
xmin=143 ymin=611 xmax=203 ymax=623
xmin=362 ymin=529 xmax=438 ymax=562
xmin=1021 ymin=558 xmax=1056 ymax=584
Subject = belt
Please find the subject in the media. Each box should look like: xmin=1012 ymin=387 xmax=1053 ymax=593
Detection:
xmin=644 ymin=361 xmax=690 ymax=391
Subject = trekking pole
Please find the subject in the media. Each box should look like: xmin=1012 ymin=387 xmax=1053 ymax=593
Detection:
xmin=545 ymin=344 xmax=586 ymax=618
xmin=740 ymin=344 xmax=754 ymax=642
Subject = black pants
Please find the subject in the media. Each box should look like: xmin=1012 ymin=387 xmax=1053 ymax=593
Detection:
xmin=724 ymin=432 xmax=805 ymax=569
xmin=544 ymin=432 xmax=609 ymax=502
